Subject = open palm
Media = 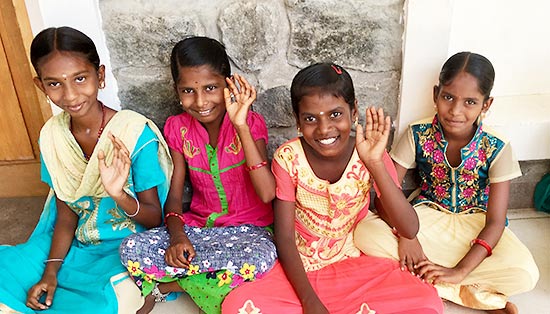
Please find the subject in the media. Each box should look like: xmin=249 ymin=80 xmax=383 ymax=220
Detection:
xmin=98 ymin=132 xmax=131 ymax=198
xmin=356 ymin=106 xmax=391 ymax=166
xmin=224 ymin=73 xmax=257 ymax=127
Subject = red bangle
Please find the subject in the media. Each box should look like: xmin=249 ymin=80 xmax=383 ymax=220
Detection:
xmin=245 ymin=161 xmax=267 ymax=171
xmin=164 ymin=212 xmax=185 ymax=226
xmin=471 ymin=238 xmax=492 ymax=257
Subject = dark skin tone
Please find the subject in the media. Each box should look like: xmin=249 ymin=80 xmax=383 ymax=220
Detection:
xmin=276 ymin=94 xmax=419 ymax=313
xmin=26 ymin=51 xmax=163 ymax=310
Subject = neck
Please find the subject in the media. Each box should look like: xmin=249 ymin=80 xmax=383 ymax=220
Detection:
xmin=70 ymin=101 xmax=105 ymax=134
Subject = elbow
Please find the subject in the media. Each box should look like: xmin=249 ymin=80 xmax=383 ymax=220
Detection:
xmin=259 ymin=190 xmax=276 ymax=204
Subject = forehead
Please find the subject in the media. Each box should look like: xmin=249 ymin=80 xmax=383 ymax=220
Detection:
xmin=441 ymin=72 xmax=483 ymax=98
xmin=37 ymin=51 xmax=94 ymax=77
xmin=298 ymin=93 xmax=350 ymax=114
xmin=177 ymin=65 xmax=225 ymax=85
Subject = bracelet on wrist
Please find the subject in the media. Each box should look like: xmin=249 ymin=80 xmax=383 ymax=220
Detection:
xmin=125 ymin=195 xmax=140 ymax=218
xmin=470 ymin=238 xmax=493 ymax=257
xmin=164 ymin=212 xmax=185 ymax=226
xmin=245 ymin=161 xmax=267 ymax=172
xmin=44 ymin=258 xmax=64 ymax=264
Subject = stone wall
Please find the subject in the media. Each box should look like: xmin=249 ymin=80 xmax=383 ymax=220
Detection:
xmin=99 ymin=0 xmax=404 ymax=155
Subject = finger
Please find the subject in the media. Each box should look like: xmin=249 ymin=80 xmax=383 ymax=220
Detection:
xmin=406 ymin=258 xmax=415 ymax=274
xmin=376 ymin=108 xmax=385 ymax=133
xmin=384 ymin=115 xmax=391 ymax=135
xmin=97 ymin=150 xmax=107 ymax=171
xmin=223 ymin=88 xmax=234 ymax=108
xmin=187 ymin=247 xmax=196 ymax=262
xmin=113 ymin=135 xmax=130 ymax=156
xmin=399 ymin=258 xmax=406 ymax=271
xmin=45 ymin=287 xmax=55 ymax=306
xmin=355 ymin=124 xmax=364 ymax=145
xmin=365 ymin=107 xmax=374 ymax=130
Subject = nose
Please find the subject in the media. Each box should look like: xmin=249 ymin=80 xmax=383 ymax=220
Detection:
xmin=63 ymin=83 xmax=78 ymax=103
xmin=195 ymin=90 xmax=208 ymax=109
xmin=317 ymin=117 xmax=332 ymax=135
xmin=448 ymin=102 xmax=461 ymax=115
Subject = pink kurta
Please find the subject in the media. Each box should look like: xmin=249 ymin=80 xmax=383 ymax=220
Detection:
xmin=222 ymin=138 xmax=443 ymax=314
xmin=164 ymin=111 xmax=272 ymax=227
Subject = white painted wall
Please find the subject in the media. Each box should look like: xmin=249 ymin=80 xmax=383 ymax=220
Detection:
xmin=399 ymin=0 xmax=550 ymax=160
xmin=24 ymin=0 xmax=121 ymax=114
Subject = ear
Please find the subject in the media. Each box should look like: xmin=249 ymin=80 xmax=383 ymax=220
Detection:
xmin=33 ymin=76 xmax=46 ymax=93
xmin=482 ymin=97 xmax=494 ymax=112
xmin=98 ymin=65 xmax=106 ymax=85
xmin=433 ymin=85 xmax=439 ymax=103
xmin=352 ymin=99 xmax=358 ymax=121
xmin=294 ymin=112 xmax=301 ymax=130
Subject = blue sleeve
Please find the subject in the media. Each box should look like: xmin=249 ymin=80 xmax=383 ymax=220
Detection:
xmin=131 ymin=124 xmax=166 ymax=193
xmin=40 ymin=153 xmax=53 ymax=188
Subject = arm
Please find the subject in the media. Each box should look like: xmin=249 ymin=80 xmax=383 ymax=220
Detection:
xmin=98 ymin=132 xmax=162 ymax=228
xmin=274 ymin=199 xmax=329 ymax=314
xmin=26 ymin=198 xmax=78 ymax=310
xmin=224 ymin=74 xmax=276 ymax=203
xmin=356 ymin=107 xmax=418 ymax=238
xmin=163 ymin=149 xmax=195 ymax=268
xmin=418 ymin=181 xmax=510 ymax=284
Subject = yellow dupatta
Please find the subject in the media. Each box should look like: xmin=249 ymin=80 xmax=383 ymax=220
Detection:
xmin=39 ymin=110 xmax=172 ymax=203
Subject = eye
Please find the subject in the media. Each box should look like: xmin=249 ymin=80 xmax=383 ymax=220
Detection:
xmin=181 ymin=88 xmax=194 ymax=94
xmin=330 ymin=112 xmax=342 ymax=119
xmin=304 ymin=116 xmax=316 ymax=123
xmin=465 ymin=99 xmax=477 ymax=105
xmin=75 ymin=76 xmax=86 ymax=83
xmin=205 ymin=85 xmax=217 ymax=91
xmin=47 ymin=81 xmax=61 ymax=87
xmin=443 ymin=95 xmax=453 ymax=101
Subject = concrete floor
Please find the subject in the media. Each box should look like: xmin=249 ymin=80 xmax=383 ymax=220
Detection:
xmin=1 ymin=197 xmax=548 ymax=314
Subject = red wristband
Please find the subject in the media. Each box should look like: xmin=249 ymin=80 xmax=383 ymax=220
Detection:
xmin=164 ymin=212 xmax=185 ymax=226
xmin=471 ymin=238 xmax=492 ymax=257
xmin=245 ymin=161 xmax=267 ymax=171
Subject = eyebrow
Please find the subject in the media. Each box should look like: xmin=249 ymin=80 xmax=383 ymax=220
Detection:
xmin=42 ymin=70 xmax=91 ymax=81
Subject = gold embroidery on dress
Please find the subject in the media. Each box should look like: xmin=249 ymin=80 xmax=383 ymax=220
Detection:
xmin=70 ymin=197 xmax=101 ymax=245
xmin=106 ymin=206 xmax=137 ymax=233
xmin=181 ymin=127 xmax=200 ymax=158
xmin=224 ymin=134 xmax=242 ymax=155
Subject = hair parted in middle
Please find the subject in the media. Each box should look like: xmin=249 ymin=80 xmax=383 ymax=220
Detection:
xmin=290 ymin=62 xmax=355 ymax=116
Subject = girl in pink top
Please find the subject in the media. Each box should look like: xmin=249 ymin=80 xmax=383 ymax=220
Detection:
xmin=120 ymin=36 xmax=277 ymax=314
xmin=222 ymin=63 xmax=443 ymax=313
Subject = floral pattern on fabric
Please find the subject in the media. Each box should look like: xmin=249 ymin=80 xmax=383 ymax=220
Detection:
xmin=181 ymin=127 xmax=200 ymax=159
xmin=412 ymin=115 xmax=504 ymax=213
xmin=224 ymin=133 xmax=242 ymax=155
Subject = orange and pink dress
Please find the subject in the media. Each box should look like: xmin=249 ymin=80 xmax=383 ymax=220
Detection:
xmin=222 ymin=138 xmax=443 ymax=314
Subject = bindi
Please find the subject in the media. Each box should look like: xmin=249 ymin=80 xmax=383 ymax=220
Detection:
xmin=62 ymin=74 xmax=68 ymax=80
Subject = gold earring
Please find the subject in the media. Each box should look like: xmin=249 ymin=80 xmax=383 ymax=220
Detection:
xmin=354 ymin=116 xmax=359 ymax=127
xmin=99 ymin=81 xmax=105 ymax=89
xmin=297 ymin=127 xmax=301 ymax=136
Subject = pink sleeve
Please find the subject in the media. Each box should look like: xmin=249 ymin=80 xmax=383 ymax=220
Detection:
xmin=373 ymin=150 xmax=401 ymax=197
xmin=248 ymin=112 xmax=268 ymax=144
xmin=272 ymin=159 xmax=296 ymax=202
xmin=163 ymin=115 xmax=184 ymax=153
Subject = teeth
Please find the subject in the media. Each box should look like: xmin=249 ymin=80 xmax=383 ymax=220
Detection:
xmin=198 ymin=108 xmax=212 ymax=116
xmin=319 ymin=137 xmax=337 ymax=145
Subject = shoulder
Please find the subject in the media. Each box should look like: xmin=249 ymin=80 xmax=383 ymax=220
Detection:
xmin=409 ymin=116 xmax=435 ymax=131
xmin=273 ymin=138 xmax=301 ymax=160
xmin=480 ymin=124 xmax=511 ymax=145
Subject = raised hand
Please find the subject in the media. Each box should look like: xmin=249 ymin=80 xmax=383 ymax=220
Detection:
xmin=224 ymin=73 xmax=257 ymax=128
xmin=355 ymin=106 xmax=391 ymax=167
xmin=98 ymin=132 xmax=131 ymax=199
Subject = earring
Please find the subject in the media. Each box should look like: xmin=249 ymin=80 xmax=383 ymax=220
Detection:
xmin=99 ymin=81 xmax=105 ymax=89
xmin=354 ymin=116 xmax=359 ymax=127
xmin=297 ymin=127 xmax=301 ymax=136
xmin=179 ymin=101 xmax=183 ymax=105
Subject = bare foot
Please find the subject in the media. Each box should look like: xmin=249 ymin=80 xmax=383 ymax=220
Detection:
xmin=486 ymin=302 xmax=518 ymax=314
xmin=136 ymin=294 xmax=156 ymax=314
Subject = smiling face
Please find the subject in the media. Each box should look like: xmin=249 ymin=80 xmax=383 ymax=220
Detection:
xmin=434 ymin=71 xmax=493 ymax=141
xmin=296 ymin=92 xmax=357 ymax=160
xmin=176 ymin=65 xmax=227 ymax=129
xmin=34 ymin=50 xmax=104 ymax=118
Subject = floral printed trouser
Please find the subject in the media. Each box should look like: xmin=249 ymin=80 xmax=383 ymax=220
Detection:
xmin=119 ymin=224 xmax=277 ymax=314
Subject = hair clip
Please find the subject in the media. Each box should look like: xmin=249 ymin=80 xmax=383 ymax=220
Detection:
xmin=331 ymin=64 xmax=342 ymax=75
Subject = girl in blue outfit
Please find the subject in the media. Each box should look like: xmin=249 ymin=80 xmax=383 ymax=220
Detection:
xmin=0 ymin=26 xmax=172 ymax=313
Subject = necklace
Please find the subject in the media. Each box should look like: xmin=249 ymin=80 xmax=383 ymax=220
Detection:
xmin=71 ymin=102 xmax=106 ymax=161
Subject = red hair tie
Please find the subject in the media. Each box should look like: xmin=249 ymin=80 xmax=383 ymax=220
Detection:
xmin=331 ymin=64 xmax=342 ymax=75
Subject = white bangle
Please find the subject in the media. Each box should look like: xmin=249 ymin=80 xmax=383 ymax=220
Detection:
xmin=125 ymin=195 xmax=140 ymax=218
xmin=44 ymin=258 xmax=64 ymax=264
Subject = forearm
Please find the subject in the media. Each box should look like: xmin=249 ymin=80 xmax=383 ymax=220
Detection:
xmin=111 ymin=188 xmax=162 ymax=228
xmin=367 ymin=161 xmax=418 ymax=238
xmin=44 ymin=199 xmax=78 ymax=277
xmin=235 ymin=124 xmax=275 ymax=203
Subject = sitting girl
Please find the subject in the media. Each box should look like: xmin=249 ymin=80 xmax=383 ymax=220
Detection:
xmin=355 ymin=52 xmax=539 ymax=314
xmin=222 ymin=63 xmax=443 ymax=314
xmin=120 ymin=36 xmax=277 ymax=314
xmin=0 ymin=26 xmax=171 ymax=313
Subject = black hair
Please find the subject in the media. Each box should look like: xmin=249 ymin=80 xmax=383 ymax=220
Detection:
xmin=30 ymin=26 xmax=100 ymax=76
xmin=290 ymin=62 xmax=355 ymax=116
xmin=170 ymin=36 xmax=231 ymax=83
xmin=438 ymin=52 xmax=495 ymax=101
